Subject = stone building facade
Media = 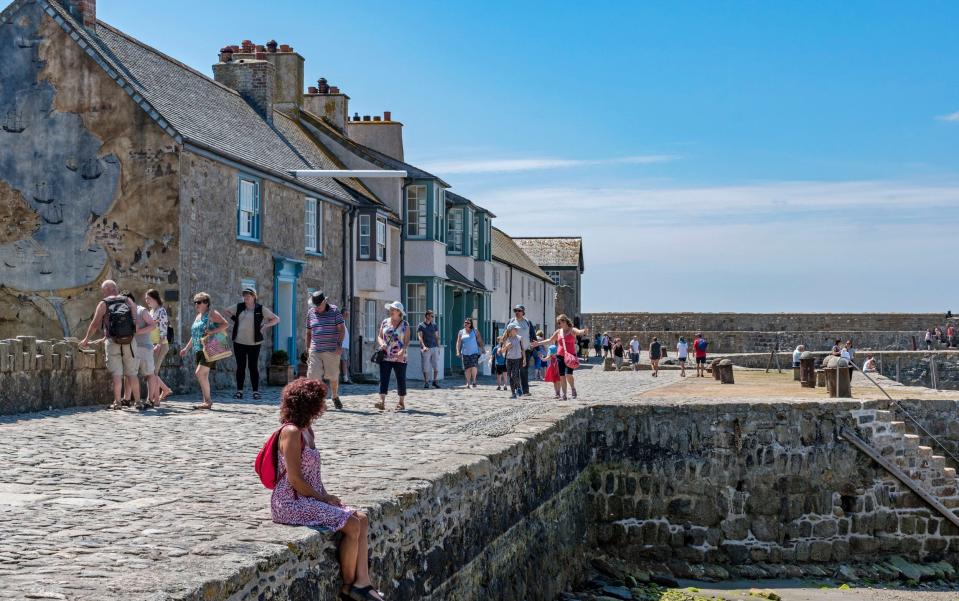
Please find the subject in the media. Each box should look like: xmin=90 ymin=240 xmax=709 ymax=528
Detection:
xmin=0 ymin=0 xmax=354 ymax=382
xmin=513 ymin=236 xmax=584 ymax=326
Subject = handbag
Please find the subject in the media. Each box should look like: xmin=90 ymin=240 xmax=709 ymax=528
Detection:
xmin=201 ymin=314 xmax=232 ymax=362
xmin=370 ymin=320 xmax=397 ymax=364
xmin=561 ymin=333 xmax=580 ymax=369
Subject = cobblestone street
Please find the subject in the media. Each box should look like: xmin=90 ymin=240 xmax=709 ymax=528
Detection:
xmin=0 ymin=363 xmax=678 ymax=601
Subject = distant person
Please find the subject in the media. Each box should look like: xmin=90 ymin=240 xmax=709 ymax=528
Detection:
xmin=145 ymin=289 xmax=173 ymax=407
xmin=948 ymin=323 xmax=956 ymax=348
xmin=376 ymin=301 xmax=410 ymax=411
xmin=612 ymin=338 xmax=625 ymax=369
xmin=304 ymin=291 xmax=345 ymax=409
xmin=601 ymin=333 xmax=611 ymax=359
xmin=831 ymin=339 xmax=843 ymax=356
xmin=126 ymin=291 xmax=157 ymax=410
xmin=179 ymin=292 xmax=229 ymax=410
xmin=676 ymin=336 xmax=689 ymax=377
xmin=693 ymin=333 xmax=708 ymax=377
xmin=533 ymin=330 xmax=547 ymax=380
xmin=925 ymin=329 xmax=934 ymax=351
xmin=269 ymin=379 xmax=384 ymax=601
xmin=79 ymin=280 xmax=141 ymax=410
xmin=416 ymin=309 xmax=442 ymax=389
xmin=629 ymin=336 xmax=641 ymax=372
xmin=340 ymin=309 xmax=352 ymax=385
xmin=593 ymin=333 xmax=602 ymax=359
xmin=456 ymin=318 xmax=485 ymax=389
xmin=842 ymin=340 xmax=855 ymax=363
xmin=506 ymin=305 xmax=534 ymax=395
xmin=935 ymin=327 xmax=944 ymax=346
xmin=501 ymin=323 xmax=525 ymax=399
xmin=649 ymin=337 xmax=662 ymax=377
xmin=224 ymin=287 xmax=279 ymax=401
xmin=862 ymin=354 xmax=877 ymax=373
xmin=792 ymin=345 xmax=805 ymax=368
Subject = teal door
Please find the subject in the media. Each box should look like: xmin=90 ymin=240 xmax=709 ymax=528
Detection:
xmin=447 ymin=287 xmax=464 ymax=373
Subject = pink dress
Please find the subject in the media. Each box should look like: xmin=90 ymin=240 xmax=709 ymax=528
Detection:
xmin=270 ymin=428 xmax=355 ymax=530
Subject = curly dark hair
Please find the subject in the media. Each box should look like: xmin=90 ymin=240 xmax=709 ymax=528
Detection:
xmin=279 ymin=378 xmax=327 ymax=428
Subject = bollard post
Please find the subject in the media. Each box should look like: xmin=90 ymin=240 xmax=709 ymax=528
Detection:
xmin=823 ymin=356 xmax=851 ymax=398
xmin=799 ymin=352 xmax=816 ymax=388
xmin=793 ymin=366 xmax=801 ymax=381
xmin=718 ymin=359 xmax=735 ymax=384
xmin=711 ymin=358 xmax=723 ymax=380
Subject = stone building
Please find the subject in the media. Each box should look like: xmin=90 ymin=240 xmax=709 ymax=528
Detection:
xmin=0 ymin=0 xmax=361 ymax=377
xmin=490 ymin=227 xmax=556 ymax=337
xmin=512 ymin=237 xmax=584 ymax=325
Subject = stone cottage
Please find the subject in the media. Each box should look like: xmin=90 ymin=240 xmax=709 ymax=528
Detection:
xmin=512 ymin=237 xmax=585 ymax=326
xmin=0 ymin=0 xmax=360 ymax=375
xmin=490 ymin=227 xmax=556 ymax=338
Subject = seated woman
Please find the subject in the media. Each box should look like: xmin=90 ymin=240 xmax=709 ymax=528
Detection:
xmin=271 ymin=379 xmax=384 ymax=600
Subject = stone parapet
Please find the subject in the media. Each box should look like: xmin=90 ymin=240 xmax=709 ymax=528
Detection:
xmin=584 ymin=312 xmax=944 ymax=334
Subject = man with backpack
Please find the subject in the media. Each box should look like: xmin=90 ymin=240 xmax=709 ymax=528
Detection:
xmin=693 ymin=332 xmax=709 ymax=378
xmin=80 ymin=280 xmax=142 ymax=410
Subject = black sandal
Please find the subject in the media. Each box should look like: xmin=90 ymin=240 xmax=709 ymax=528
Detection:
xmin=347 ymin=585 xmax=384 ymax=601
xmin=233 ymin=392 xmax=243 ymax=399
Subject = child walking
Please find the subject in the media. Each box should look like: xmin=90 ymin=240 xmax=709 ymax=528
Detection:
xmin=494 ymin=334 xmax=508 ymax=390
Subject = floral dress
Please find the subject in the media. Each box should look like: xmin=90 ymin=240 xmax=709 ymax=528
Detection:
xmin=271 ymin=427 xmax=355 ymax=530
xmin=380 ymin=318 xmax=409 ymax=363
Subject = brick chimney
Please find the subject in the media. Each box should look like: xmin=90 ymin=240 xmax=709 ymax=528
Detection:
xmin=62 ymin=0 xmax=96 ymax=28
xmin=213 ymin=53 xmax=275 ymax=123
xmin=224 ymin=41 xmax=305 ymax=117
xmin=347 ymin=110 xmax=404 ymax=161
xmin=302 ymin=78 xmax=351 ymax=133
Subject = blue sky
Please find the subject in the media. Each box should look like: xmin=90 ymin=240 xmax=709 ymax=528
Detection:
xmin=98 ymin=1 xmax=959 ymax=312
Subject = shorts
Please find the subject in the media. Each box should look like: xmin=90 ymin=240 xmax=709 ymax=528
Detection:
xmin=650 ymin=354 xmax=661 ymax=362
xmin=307 ymin=350 xmax=340 ymax=382
xmin=462 ymin=353 xmax=480 ymax=370
xmin=557 ymin=355 xmax=574 ymax=376
xmin=629 ymin=352 xmax=639 ymax=364
xmin=677 ymin=355 xmax=687 ymax=363
xmin=154 ymin=344 xmax=169 ymax=375
xmin=495 ymin=363 xmax=507 ymax=375
xmin=696 ymin=356 xmax=707 ymax=365
xmin=137 ymin=346 xmax=155 ymax=376
xmin=195 ymin=350 xmax=217 ymax=369
xmin=106 ymin=341 xmax=140 ymax=377
xmin=422 ymin=346 xmax=441 ymax=372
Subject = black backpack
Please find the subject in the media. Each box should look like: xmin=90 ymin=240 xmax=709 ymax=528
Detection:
xmin=105 ymin=297 xmax=136 ymax=344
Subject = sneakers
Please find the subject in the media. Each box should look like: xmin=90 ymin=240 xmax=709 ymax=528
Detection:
xmin=496 ymin=386 xmax=502 ymax=391
xmin=134 ymin=400 xmax=148 ymax=411
xmin=432 ymin=381 xmax=441 ymax=389
xmin=424 ymin=382 xmax=430 ymax=389
xmin=333 ymin=397 xmax=343 ymax=409
xmin=510 ymin=392 xmax=517 ymax=399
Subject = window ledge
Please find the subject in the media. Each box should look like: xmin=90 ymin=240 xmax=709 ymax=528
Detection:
xmin=305 ymin=251 xmax=325 ymax=258
xmin=237 ymin=237 xmax=262 ymax=247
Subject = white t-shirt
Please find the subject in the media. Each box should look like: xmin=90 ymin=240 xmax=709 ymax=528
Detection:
xmin=676 ymin=341 xmax=689 ymax=358
xmin=629 ymin=340 xmax=641 ymax=354
xmin=793 ymin=349 xmax=802 ymax=364
xmin=342 ymin=325 xmax=350 ymax=350
xmin=840 ymin=348 xmax=851 ymax=360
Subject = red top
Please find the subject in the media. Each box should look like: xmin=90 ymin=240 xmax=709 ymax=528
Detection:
xmin=694 ymin=337 xmax=707 ymax=358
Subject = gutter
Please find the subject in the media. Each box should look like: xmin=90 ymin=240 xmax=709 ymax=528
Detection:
xmin=400 ymin=180 xmax=408 ymax=307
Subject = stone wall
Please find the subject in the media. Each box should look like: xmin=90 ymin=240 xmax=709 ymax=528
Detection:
xmin=0 ymin=335 xmax=188 ymax=415
xmin=597 ymin=330 xmax=928 ymax=354
xmin=175 ymin=401 xmax=959 ymax=600
xmin=0 ymin=2 xmax=181 ymax=340
xmin=584 ymin=313 xmax=945 ymax=334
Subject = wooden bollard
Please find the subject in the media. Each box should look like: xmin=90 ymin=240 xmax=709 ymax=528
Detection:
xmin=793 ymin=366 xmax=801 ymax=381
xmin=711 ymin=358 xmax=723 ymax=380
xmin=800 ymin=353 xmax=816 ymax=388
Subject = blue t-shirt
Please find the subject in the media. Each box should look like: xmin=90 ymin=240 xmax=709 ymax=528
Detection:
xmin=459 ymin=329 xmax=479 ymax=355
xmin=417 ymin=322 xmax=439 ymax=348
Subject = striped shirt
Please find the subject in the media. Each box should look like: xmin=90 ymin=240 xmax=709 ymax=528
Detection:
xmin=306 ymin=304 xmax=344 ymax=353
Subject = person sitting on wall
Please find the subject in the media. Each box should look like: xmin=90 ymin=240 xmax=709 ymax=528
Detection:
xmin=269 ymin=379 xmax=384 ymax=601
xmin=862 ymin=354 xmax=877 ymax=373
xmin=792 ymin=345 xmax=805 ymax=368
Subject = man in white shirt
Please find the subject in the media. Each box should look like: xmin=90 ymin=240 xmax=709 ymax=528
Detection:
xmin=629 ymin=336 xmax=641 ymax=371
xmin=340 ymin=309 xmax=352 ymax=384
xmin=506 ymin=305 xmax=533 ymax=395
xmin=793 ymin=345 xmax=805 ymax=367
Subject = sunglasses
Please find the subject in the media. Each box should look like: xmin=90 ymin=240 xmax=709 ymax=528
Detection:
xmin=194 ymin=300 xmax=209 ymax=305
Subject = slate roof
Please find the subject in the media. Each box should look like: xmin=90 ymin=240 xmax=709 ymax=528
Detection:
xmin=446 ymin=265 xmax=487 ymax=291
xmin=27 ymin=0 xmax=356 ymax=204
xmin=445 ymin=191 xmax=496 ymax=218
xmin=512 ymin=237 xmax=584 ymax=271
xmin=491 ymin=228 xmax=552 ymax=282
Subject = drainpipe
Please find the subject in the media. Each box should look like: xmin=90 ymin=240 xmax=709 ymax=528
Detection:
xmin=346 ymin=205 xmax=356 ymax=375
xmin=400 ymin=181 xmax=408 ymax=305
xmin=508 ymin=268 xmax=513 ymax=318
xmin=542 ymin=280 xmax=547 ymax=331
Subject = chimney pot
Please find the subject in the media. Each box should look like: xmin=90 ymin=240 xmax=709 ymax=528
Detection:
xmin=255 ymin=45 xmax=266 ymax=53
xmin=266 ymin=40 xmax=278 ymax=53
xmin=279 ymin=44 xmax=292 ymax=53
xmin=353 ymin=112 xmax=360 ymax=121
xmin=219 ymin=46 xmax=234 ymax=63
xmin=363 ymin=115 xmax=371 ymax=122
xmin=384 ymin=111 xmax=391 ymax=121
xmin=241 ymin=40 xmax=254 ymax=51
xmin=329 ymin=86 xmax=340 ymax=94
xmin=308 ymin=86 xmax=318 ymax=94
xmin=317 ymin=78 xmax=330 ymax=94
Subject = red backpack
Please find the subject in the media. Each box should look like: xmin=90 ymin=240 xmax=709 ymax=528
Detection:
xmin=255 ymin=424 xmax=311 ymax=489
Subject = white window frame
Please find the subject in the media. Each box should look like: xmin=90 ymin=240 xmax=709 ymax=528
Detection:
xmin=364 ymin=299 xmax=377 ymax=340
xmin=406 ymin=282 xmax=427 ymax=330
xmin=471 ymin=211 xmax=480 ymax=259
xmin=237 ymin=177 xmax=260 ymax=241
xmin=359 ymin=214 xmax=371 ymax=259
xmin=376 ymin=217 xmax=387 ymax=262
xmin=406 ymin=185 xmax=427 ymax=239
xmin=447 ymin=207 xmax=465 ymax=254
xmin=433 ymin=186 xmax=444 ymax=242
xmin=305 ymin=197 xmax=318 ymax=252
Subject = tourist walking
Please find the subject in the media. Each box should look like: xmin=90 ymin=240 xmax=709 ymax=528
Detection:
xmin=224 ymin=287 xmax=279 ymax=401
xmin=935 ymin=327 xmax=944 ymax=346
xmin=649 ymin=337 xmax=662 ymax=377
xmin=601 ymin=333 xmax=611 ymax=359
xmin=304 ymin=291 xmax=345 ymax=409
xmin=80 ymin=280 xmax=141 ymax=410
xmin=341 ymin=309 xmax=352 ymax=385
xmin=456 ymin=318 xmax=485 ymax=388
xmin=925 ymin=328 xmax=934 ymax=350
xmin=506 ymin=305 xmax=535 ymax=395
xmin=145 ymin=289 xmax=173 ymax=406
xmin=416 ymin=309 xmax=442 ymax=388
xmin=948 ymin=323 xmax=956 ymax=348
xmin=628 ymin=335 xmax=641 ymax=371
xmin=269 ymin=379 xmax=384 ymax=601
xmin=501 ymin=323 xmax=525 ymax=398
xmin=593 ymin=333 xmax=602 ymax=360
xmin=534 ymin=315 xmax=588 ymax=400
xmin=612 ymin=337 xmax=625 ymax=369
xmin=578 ymin=335 xmax=590 ymax=360
xmin=494 ymin=334 xmax=508 ymax=390
xmin=533 ymin=330 xmax=547 ymax=380
xmin=676 ymin=336 xmax=689 ymax=377
xmin=375 ymin=301 xmax=410 ymax=411
xmin=179 ymin=292 xmax=229 ymax=410
xmin=693 ymin=333 xmax=708 ymax=377
xmin=792 ymin=345 xmax=805 ymax=368
xmin=127 ymin=291 xmax=157 ymax=410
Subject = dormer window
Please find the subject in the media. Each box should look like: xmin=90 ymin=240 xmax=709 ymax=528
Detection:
xmin=447 ymin=207 xmax=465 ymax=254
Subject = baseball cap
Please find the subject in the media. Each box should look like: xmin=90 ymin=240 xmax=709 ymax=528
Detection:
xmin=242 ymin=286 xmax=257 ymax=297
xmin=513 ymin=304 xmax=526 ymax=312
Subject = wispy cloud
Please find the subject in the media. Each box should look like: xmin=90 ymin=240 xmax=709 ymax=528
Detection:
xmin=420 ymin=154 xmax=678 ymax=175
xmin=937 ymin=111 xmax=959 ymax=122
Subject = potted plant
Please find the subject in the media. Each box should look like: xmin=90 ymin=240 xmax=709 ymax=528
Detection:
xmin=268 ymin=350 xmax=293 ymax=386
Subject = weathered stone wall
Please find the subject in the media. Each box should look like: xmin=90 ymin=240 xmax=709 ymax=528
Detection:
xmin=0 ymin=335 xmax=188 ymax=415
xmin=0 ymin=2 xmax=180 ymax=340
xmin=178 ymin=152 xmax=345 ymax=387
xmin=596 ymin=330 xmax=927 ymax=354
xmin=584 ymin=312 xmax=945 ymax=334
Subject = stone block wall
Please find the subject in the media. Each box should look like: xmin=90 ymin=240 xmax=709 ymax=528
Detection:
xmin=584 ymin=312 xmax=944 ymax=334
xmin=594 ymin=330 xmax=924 ymax=354
xmin=0 ymin=336 xmax=188 ymax=415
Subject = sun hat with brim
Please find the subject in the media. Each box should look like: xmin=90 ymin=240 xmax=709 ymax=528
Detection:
xmin=385 ymin=301 xmax=405 ymax=315
xmin=242 ymin=287 xmax=257 ymax=297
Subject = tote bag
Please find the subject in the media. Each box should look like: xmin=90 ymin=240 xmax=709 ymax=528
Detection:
xmin=201 ymin=314 xmax=233 ymax=362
